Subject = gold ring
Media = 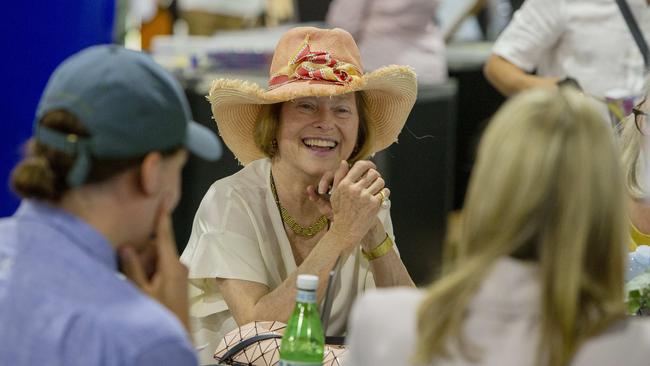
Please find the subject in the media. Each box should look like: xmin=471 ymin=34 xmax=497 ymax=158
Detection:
xmin=378 ymin=190 xmax=386 ymax=202
xmin=378 ymin=189 xmax=390 ymax=209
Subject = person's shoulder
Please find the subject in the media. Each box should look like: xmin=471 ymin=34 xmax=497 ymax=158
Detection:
xmin=347 ymin=288 xmax=423 ymax=366
xmin=23 ymin=293 xmax=194 ymax=366
xmin=0 ymin=215 xmax=17 ymax=247
xmin=85 ymin=295 xmax=196 ymax=364
xmin=573 ymin=317 xmax=650 ymax=366
xmin=204 ymin=159 xmax=269 ymax=201
xmin=600 ymin=317 xmax=650 ymax=343
xmin=351 ymin=287 xmax=423 ymax=327
xmin=356 ymin=287 xmax=423 ymax=309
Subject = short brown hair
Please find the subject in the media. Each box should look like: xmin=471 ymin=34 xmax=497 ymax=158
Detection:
xmin=252 ymin=92 xmax=375 ymax=163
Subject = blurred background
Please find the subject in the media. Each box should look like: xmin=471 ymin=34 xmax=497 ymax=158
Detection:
xmin=2 ymin=0 xmax=523 ymax=285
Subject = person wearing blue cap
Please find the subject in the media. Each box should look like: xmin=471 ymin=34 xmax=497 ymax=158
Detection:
xmin=0 ymin=45 xmax=221 ymax=366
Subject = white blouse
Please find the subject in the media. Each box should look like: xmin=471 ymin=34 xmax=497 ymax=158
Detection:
xmin=493 ymin=0 xmax=650 ymax=101
xmin=346 ymin=258 xmax=650 ymax=366
xmin=180 ymin=158 xmax=396 ymax=364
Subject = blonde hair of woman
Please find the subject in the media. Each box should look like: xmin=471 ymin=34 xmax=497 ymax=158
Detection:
xmin=415 ymin=87 xmax=628 ymax=366
xmin=620 ymin=75 xmax=650 ymax=200
xmin=618 ymin=75 xmax=650 ymax=252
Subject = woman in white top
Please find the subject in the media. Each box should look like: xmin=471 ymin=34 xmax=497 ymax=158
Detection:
xmin=180 ymin=26 xmax=416 ymax=363
xmin=484 ymin=0 xmax=650 ymax=113
xmin=326 ymin=0 xmax=447 ymax=85
xmin=346 ymin=87 xmax=650 ymax=366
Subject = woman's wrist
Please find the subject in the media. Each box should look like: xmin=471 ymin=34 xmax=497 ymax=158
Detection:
xmin=328 ymin=222 xmax=364 ymax=249
xmin=361 ymin=234 xmax=393 ymax=261
xmin=361 ymin=220 xmax=385 ymax=251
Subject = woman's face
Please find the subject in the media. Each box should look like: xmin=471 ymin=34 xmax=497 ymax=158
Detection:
xmin=276 ymin=93 xmax=359 ymax=177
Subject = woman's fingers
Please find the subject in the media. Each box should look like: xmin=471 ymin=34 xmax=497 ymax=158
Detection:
xmin=381 ymin=187 xmax=391 ymax=199
xmin=365 ymin=177 xmax=386 ymax=196
xmin=317 ymin=171 xmax=335 ymax=195
xmin=356 ymin=169 xmax=381 ymax=188
xmin=342 ymin=160 xmax=376 ymax=184
xmin=307 ymin=185 xmax=334 ymax=219
xmin=306 ymin=185 xmax=319 ymax=201
xmin=333 ymin=160 xmax=350 ymax=188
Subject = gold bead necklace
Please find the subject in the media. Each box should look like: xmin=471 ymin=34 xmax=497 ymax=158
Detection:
xmin=270 ymin=171 xmax=328 ymax=237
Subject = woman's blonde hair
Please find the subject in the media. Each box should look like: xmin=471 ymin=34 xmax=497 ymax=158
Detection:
xmin=414 ymin=88 xmax=627 ymax=366
xmin=252 ymin=91 xmax=375 ymax=164
xmin=619 ymin=75 xmax=650 ymax=200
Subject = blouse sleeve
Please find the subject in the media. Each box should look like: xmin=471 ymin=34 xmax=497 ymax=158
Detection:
xmin=491 ymin=0 xmax=566 ymax=72
xmin=181 ymin=183 xmax=271 ymax=317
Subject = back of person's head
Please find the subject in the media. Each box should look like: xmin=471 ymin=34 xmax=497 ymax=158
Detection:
xmin=620 ymin=74 xmax=650 ymax=200
xmin=10 ymin=45 xmax=220 ymax=202
xmin=415 ymin=87 xmax=627 ymax=366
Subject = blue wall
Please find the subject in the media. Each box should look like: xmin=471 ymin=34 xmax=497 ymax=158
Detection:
xmin=0 ymin=1 xmax=115 ymax=216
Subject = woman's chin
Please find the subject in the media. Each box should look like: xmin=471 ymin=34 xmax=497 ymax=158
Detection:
xmin=300 ymin=156 xmax=345 ymax=177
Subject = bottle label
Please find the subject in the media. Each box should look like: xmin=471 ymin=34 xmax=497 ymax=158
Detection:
xmin=296 ymin=289 xmax=316 ymax=303
xmin=278 ymin=361 xmax=322 ymax=366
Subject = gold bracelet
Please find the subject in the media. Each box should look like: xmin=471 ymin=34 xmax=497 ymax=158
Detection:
xmin=362 ymin=234 xmax=393 ymax=261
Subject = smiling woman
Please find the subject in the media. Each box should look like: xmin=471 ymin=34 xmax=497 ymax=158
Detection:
xmin=254 ymin=93 xmax=375 ymax=166
xmin=179 ymin=26 xmax=418 ymax=363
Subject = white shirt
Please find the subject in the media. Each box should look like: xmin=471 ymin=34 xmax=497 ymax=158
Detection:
xmin=180 ymin=159 xmax=395 ymax=364
xmin=346 ymin=257 xmax=650 ymax=366
xmin=493 ymin=0 xmax=650 ymax=101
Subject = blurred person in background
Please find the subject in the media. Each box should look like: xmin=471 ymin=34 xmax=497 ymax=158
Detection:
xmin=620 ymin=75 xmax=650 ymax=281
xmin=0 ymin=45 xmax=221 ymax=366
xmin=620 ymin=75 xmax=650 ymax=252
xmin=326 ymin=0 xmax=447 ymax=85
xmin=442 ymin=0 xmax=513 ymax=43
xmin=484 ymin=0 xmax=650 ymax=116
xmin=346 ymin=87 xmax=650 ymax=366
xmin=177 ymin=0 xmax=266 ymax=35
xmin=180 ymin=26 xmax=416 ymax=364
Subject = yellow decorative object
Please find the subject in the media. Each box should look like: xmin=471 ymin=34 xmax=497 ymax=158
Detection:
xmin=362 ymin=234 xmax=393 ymax=261
xmin=630 ymin=222 xmax=650 ymax=251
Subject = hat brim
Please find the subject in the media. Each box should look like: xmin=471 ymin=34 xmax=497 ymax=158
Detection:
xmin=186 ymin=121 xmax=222 ymax=161
xmin=208 ymin=65 xmax=417 ymax=165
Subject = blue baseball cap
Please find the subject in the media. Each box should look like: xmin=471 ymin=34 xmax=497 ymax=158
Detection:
xmin=34 ymin=45 xmax=222 ymax=186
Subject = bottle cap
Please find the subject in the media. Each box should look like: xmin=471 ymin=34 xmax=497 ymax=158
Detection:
xmin=296 ymin=274 xmax=319 ymax=291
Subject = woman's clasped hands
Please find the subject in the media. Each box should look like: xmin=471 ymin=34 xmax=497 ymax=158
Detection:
xmin=307 ymin=160 xmax=390 ymax=244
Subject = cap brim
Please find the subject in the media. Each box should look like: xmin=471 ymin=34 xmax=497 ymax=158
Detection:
xmin=186 ymin=121 xmax=222 ymax=161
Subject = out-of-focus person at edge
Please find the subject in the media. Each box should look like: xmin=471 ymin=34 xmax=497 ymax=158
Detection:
xmin=326 ymin=0 xmax=448 ymax=85
xmin=0 ymin=45 xmax=222 ymax=366
xmin=620 ymin=74 xmax=650 ymax=282
xmin=484 ymin=0 xmax=650 ymax=116
xmin=346 ymin=87 xmax=650 ymax=366
xmin=180 ymin=26 xmax=417 ymax=363
xmin=620 ymin=75 xmax=650 ymax=251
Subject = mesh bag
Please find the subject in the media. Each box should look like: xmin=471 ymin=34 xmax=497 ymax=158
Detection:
xmin=213 ymin=321 xmax=346 ymax=365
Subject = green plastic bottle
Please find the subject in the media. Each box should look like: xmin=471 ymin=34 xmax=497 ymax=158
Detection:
xmin=279 ymin=274 xmax=324 ymax=366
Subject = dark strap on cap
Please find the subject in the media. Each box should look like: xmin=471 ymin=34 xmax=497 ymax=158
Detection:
xmin=217 ymin=333 xmax=283 ymax=364
xmin=615 ymin=0 xmax=650 ymax=71
xmin=35 ymin=125 xmax=93 ymax=187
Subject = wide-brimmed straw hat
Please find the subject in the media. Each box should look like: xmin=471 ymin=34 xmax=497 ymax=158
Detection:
xmin=209 ymin=26 xmax=417 ymax=165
